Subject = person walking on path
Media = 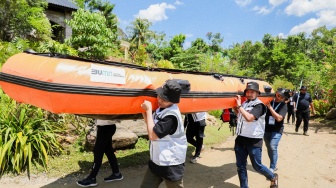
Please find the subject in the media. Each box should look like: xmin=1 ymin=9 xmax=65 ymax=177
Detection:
xmin=140 ymin=79 xmax=188 ymax=188
xmin=77 ymin=119 xmax=123 ymax=187
xmin=184 ymin=112 xmax=207 ymax=163
xmin=233 ymin=81 xmax=279 ymax=188
xmin=264 ymin=88 xmax=288 ymax=173
xmin=285 ymin=90 xmax=295 ymax=124
xmin=293 ymin=86 xmax=315 ymax=136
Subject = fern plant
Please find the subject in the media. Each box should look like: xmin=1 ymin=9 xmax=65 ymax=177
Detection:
xmin=0 ymin=91 xmax=63 ymax=177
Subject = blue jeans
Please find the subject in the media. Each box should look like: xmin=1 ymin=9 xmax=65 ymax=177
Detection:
xmin=264 ymin=132 xmax=282 ymax=170
xmin=234 ymin=141 xmax=274 ymax=188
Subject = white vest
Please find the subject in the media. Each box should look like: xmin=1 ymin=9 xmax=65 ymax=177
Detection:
xmin=236 ymin=98 xmax=266 ymax=138
xmin=191 ymin=112 xmax=206 ymax=122
xmin=150 ymin=104 xmax=187 ymax=166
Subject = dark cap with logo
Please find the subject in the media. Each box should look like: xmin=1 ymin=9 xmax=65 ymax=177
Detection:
xmin=244 ymin=81 xmax=261 ymax=94
xmin=156 ymin=79 xmax=182 ymax=103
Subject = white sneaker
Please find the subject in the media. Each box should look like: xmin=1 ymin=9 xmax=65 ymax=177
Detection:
xmin=190 ymin=156 xmax=200 ymax=163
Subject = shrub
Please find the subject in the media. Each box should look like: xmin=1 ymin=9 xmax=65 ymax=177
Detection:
xmin=208 ymin=110 xmax=222 ymax=118
xmin=313 ymin=99 xmax=332 ymax=116
xmin=0 ymin=91 xmax=63 ymax=177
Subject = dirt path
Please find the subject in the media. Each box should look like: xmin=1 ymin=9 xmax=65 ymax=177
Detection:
xmin=1 ymin=121 xmax=336 ymax=188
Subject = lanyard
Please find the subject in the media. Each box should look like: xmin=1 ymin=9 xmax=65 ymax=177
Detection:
xmin=272 ymin=100 xmax=281 ymax=111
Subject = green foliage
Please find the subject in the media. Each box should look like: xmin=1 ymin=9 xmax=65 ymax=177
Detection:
xmin=272 ymin=76 xmax=295 ymax=90
xmin=134 ymin=44 xmax=148 ymax=66
xmin=198 ymin=52 xmax=232 ymax=73
xmin=32 ymin=40 xmax=78 ymax=55
xmin=126 ymin=18 xmax=155 ymax=50
xmin=86 ymin=0 xmax=118 ymax=32
xmin=313 ymin=100 xmax=332 ymax=116
xmin=169 ymin=34 xmax=186 ymax=57
xmin=208 ymin=110 xmax=222 ymax=118
xmin=156 ymin=59 xmax=175 ymax=69
xmin=325 ymin=86 xmax=336 ymax=108
xmin=0 ymin=0 xmax=51 ymax=42
xmin=0 ymin=39 xmax=30 ymax=66
xmin=191 ymin=38 xmax=209 ymax=53
xmin=66 ymin=9 xmax=119 ymax=60
xmin=206 ymin=32 xmax=224 ymax=53
xmin=170 ymin=47 xmax=200 ymax=71
xmin=0 ymin=91 xmax=63 ymax=177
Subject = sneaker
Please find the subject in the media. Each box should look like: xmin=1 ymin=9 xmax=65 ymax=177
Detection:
xmin=270 ymin=173 xmax=278 ymax=188
xmin=295 ymin=127 xmax=298 ymax=132
xmin=77 ymin=177 xmax=97 ymax=187
xmin=104 ymin=173 xmax=123 ymax=182
xmin=190 ymin=156 xmax=200 ymax=164
xmin=303 ymin=131 xmax=309 ymax=136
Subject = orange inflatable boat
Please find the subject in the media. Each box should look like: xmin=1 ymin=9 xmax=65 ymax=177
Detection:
xmin=0 ymin=52 xmax=274 ymax=119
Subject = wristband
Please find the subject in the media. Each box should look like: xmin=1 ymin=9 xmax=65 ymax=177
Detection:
xmin=237 ymin=105 xmax=241 ymax=109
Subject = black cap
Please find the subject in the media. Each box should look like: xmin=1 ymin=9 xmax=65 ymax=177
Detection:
xmin=156 ymin=80 xmax=182 ymax=103
xmin=300 ymin=86 xmax=307 ymax=90
xmin=244 ymin=81 xmax=260 ymax=94
xmin=277 ymin=88 xmax=287 ymax=98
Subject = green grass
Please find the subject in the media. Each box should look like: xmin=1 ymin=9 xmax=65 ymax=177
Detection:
xmin=29 ymin=119 xmax=233 ymax=178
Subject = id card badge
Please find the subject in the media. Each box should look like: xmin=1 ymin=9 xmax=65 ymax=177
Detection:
xmin=269 ymin=116 xmax=275 ymax=125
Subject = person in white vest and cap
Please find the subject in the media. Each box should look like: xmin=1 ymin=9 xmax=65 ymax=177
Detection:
xmin=140 ymin=79 xmax=188 ymax=188
xmin=77 ymin=119 xmax=123 ymax=187
xmin=184 ymin=112 xmax=207 ymax=163
xmin=233 ymin=81 xmax=279 ymax=188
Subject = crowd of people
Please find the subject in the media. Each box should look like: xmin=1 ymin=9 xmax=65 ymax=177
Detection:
xmin=76 ymin=79 xmax=315 ymax=188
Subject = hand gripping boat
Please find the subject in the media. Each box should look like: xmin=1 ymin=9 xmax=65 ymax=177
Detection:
xmin=0 ymin=52 xmax=274 ymax=119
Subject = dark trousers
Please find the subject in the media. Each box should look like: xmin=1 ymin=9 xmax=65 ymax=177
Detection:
xmin=287 ymin=109 xmax=295 ymax=123
xmin=295 ymin=110 xmax=310 ymax=132
xmin=89 ymin=124 xmax=119 ymax=178
xmin=186 ymin=125 xmax=205 ymax=157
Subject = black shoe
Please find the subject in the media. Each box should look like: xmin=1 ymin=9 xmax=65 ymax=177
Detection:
xmin=104 ymin=173 xmax=123 ymax=182
xmin=295 ymin=127 xmax=298 ymax=132
xmin=77 ymin=177 xmax=97 ymax=187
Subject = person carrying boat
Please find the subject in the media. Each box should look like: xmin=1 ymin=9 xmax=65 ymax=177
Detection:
xmin=233 ymin=81 xmax=279 ymax=188
xmin=140 ymin=79 xmax=188 ymax=188
xmin=184 ymin=112 xmax=207 ymax=163
xmin=264 ymin=88 xmax=288 ymax=173
xmin=285 ymin=90 xmax=295 ymax=124
xmin=77 ymin=119 xmax=123 ymax=187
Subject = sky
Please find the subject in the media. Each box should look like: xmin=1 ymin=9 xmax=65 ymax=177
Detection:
xmin=110 ymin=0 xmax=336 ymax=48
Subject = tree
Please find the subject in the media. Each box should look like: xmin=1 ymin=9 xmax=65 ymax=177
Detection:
xmin=191 ymin=38 xmax=209 ymax=53
xmin=126 ymin=18 xmax=155 ymax=49
xmin=0 ymin=0 xmax=52 ymax=42
xmin=66 ymin=9 xmax=118 ymax=60
xmin=206 ymin=32 xmax=224 ymax=53
xmin=169 ymin=34 xmax=186 ymax=58
xmin=85 ymin=0 xmax=118 ymax=32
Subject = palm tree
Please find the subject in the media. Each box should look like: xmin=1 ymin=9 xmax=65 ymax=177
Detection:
xmin=126 ymin=18 xmax=155 ymax=49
